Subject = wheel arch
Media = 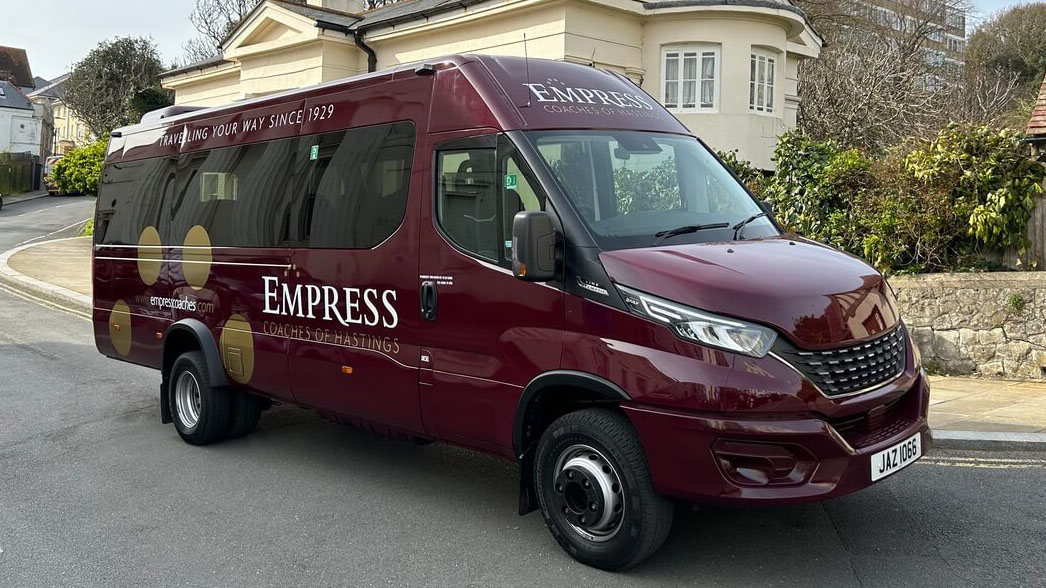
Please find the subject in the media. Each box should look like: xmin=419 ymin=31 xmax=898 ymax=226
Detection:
xmin=513 ymin=370 xmax=632 ymax=457
xmin=513 ymin=370 xmax=632 ymax=515
xmin=160 ymin=319 xmax=229 ymax=423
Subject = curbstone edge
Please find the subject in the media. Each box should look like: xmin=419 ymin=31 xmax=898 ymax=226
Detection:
xmin=0 ymin=236 xmax=92 ymax=317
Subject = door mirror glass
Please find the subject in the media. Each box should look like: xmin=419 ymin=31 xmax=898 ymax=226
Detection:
xmin=512 ymin=211 xmax=556 ymax=281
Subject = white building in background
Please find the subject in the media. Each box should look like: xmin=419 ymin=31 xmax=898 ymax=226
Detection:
xmin=162 ymin=0 xmax=824 ymax=169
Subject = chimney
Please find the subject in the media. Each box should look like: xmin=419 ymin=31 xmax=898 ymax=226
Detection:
xmin=306 ymin=0 xmax=365 ymax=14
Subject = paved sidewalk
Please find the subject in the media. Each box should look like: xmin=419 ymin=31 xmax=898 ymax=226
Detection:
xmin=1 ymin=189 xmax=49 ymax=206
xmin=928 ymin=377 xmax=1046 ymax=433
xmin=7 ymin=236 xmax=92 ymax=296
xmin=1 ymin=236 xmax=1044 ymax=440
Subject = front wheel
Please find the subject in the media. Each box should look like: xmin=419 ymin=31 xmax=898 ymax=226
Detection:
xmin=535 ymin=408 xmax=674 ymax=571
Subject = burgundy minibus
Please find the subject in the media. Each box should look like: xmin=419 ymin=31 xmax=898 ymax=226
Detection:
xmin=93 ymin=54 xmax=930 ymax=570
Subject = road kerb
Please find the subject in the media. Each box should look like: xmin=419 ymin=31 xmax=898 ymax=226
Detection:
xmin=0 ymin=236 xmax=91 ymax=317
xmin=934 ymin=430 xmax=1046 ymax=452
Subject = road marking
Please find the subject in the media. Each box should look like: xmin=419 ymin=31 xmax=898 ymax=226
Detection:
xmin=12 ymin=218 xmax=91 ymax=248
xmin=0 ymin=282 xmax=91 ymax=322
xmin=917 ymin=455 xmax=1046 ymax=469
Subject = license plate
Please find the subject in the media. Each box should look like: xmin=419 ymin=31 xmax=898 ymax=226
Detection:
xmin=870 ymin=433 xmax=922 ymax=482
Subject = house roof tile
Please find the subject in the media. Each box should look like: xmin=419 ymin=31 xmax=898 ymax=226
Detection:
xmin=0 ymin=46 xmax=34 ymax=89
xmin=1029 ymin=72 xmax=1046 ymax=140
xmin=28 ymin=73 xmax=68 ymax=100
xmin=0 ymin=80 xmax=34 ymax=110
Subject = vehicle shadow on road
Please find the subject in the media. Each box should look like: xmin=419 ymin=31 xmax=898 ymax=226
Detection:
xmin=212 ymin=405 xmax=970 ymax=586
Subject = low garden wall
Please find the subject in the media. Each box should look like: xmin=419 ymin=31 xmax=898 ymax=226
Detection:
xmin=892 ymin=272 xmax=1046 ymax=379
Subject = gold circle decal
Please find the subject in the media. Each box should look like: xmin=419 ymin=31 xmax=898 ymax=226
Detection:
xmin=219 ymin=314 xmax=255 ymax=384
xmin=137 ymin=226 xmax=162 ymax=286
xmin=183 ymin=225 xmax=212 ymax=291
xmin=109 ymin=300 xmax=132 ymax=356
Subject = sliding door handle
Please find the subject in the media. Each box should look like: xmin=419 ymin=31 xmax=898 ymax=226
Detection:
xmin=420 ymin=281 xmax=438 ymax=321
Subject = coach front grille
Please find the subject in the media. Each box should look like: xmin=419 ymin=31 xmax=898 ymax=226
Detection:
xmin=772 ymin=327 xmax=907 ymax=397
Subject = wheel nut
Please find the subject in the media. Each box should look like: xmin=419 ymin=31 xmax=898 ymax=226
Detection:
xmin=589 ymin=503 xmax=597 ymax=511
xmin=566 ymin=471 xmax=573 ymax=479
xmin=579 ymin=516 xmax=586 ymax=525
xmin=555 ymin=484 xmax=563 ymax=493
xmin=582 ymin=480 xmax=590 ymax=488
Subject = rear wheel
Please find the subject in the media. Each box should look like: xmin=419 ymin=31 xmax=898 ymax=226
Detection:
xmin=535 ymin=408 xmax=673 ymax=571
xmin=169 ymin=351 xmax=231 ymax=445
xmin=227 ymin=392 xmax=262 ymax=439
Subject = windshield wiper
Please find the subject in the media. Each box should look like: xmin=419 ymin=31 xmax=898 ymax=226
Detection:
xmin=732 ymin=212 xmax=767 ymax=240
xmin=653 ymin=223 xmax=730 ymax=246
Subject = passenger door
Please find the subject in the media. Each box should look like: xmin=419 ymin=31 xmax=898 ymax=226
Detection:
xmin=418 ymin=134 xmax=565 ymax=456
xmin=286 ymin=122 xmax=424 ymax=435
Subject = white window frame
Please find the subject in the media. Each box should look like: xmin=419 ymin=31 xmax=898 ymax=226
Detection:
xmin=749 ymin=48 xmax=778 ymax=115
xmin=661 ymin=45 xmax=720 ymax=113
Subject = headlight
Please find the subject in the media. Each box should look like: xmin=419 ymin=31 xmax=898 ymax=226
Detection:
xmin=616 ymin=284 xmax=777 ymax=357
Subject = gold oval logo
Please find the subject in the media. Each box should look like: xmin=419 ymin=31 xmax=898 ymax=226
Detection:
xmin=219 ymin=314 xmax=255 ymax=384
xmin=137 ymin=226 xmax=162 ymax=286
xmin=109 ymin=300 xmax=132 ymax=356
xmin=183 ymin=225 xmax=212 ymax=291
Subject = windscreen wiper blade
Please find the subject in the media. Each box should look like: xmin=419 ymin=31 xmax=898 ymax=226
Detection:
xmin=653 ymin=223 xmax=730 ymax=246
xmin=732 ymin=212 xmax=767 ymax=240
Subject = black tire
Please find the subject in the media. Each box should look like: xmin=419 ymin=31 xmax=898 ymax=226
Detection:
xmin=227 ymin=392 xmax=262 ymax=439
xmin=535 ymin=408 xmax=674 ymax=571
xmin=169 ymin=351 xmax=231 ymax=445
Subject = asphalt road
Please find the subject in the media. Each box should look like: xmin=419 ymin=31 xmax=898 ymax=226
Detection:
xmin=1 ymin=199 xmax=1045 ymax=587
xmin=0 ymin=194 xmax=95 ymax=251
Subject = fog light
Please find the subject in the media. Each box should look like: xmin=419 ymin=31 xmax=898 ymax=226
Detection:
xmin=713 ymin=441 xmax=816 ymax=487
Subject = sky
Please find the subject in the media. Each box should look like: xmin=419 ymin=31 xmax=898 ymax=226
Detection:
xmin=1 ymin=0 xmax=198 ymax=82
xmin=0 ymin=0 xmax=1037 ymax=84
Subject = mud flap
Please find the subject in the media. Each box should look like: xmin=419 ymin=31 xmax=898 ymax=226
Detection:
xmin=518 ymin=446 xmax=538 ymax=515
xmin=159 ymin=380 xmax=172 ymax=424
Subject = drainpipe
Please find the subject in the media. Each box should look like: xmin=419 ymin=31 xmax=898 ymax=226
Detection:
xmin=353 ymin=29 xmax=378 ymax=73
xmin=317 ymin=19 xmax=377 ymax=73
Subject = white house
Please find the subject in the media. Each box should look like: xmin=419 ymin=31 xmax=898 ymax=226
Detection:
xmin=162 ymin=0 xmax=823 ymax=169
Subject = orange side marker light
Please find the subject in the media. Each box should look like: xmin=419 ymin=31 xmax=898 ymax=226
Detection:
xmin=341 ymin=366 xmax=354 ymax=375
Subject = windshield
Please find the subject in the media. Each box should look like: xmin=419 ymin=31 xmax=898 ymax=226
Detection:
xmin=523 ymin=130 xmax=777 ymax=250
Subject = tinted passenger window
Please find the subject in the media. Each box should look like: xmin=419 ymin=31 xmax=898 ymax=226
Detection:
xmin=96 ymin=158 xmax=169 ymax=245
xmin=304 ymin=122 xmax=415 ymax=248
xmin=162 ymin=121 xmax=415 ymax=249
xmin=166 ymin=140 xmax=297 ymax=247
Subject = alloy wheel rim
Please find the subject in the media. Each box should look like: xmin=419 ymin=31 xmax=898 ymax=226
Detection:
xmin=552 ymin=444 xmax=625 ymax=542
xmin=174 ymin=371 xmax=202 ymax=430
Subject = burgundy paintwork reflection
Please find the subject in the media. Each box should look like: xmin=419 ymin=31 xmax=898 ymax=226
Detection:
xmin=599 ymin=237 xmax=900 ymax=348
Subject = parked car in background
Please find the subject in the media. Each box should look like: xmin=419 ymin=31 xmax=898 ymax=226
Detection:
xmin=44 ymin=155 xmax=63 ymax=194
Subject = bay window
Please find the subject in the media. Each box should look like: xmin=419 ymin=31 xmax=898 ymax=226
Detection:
xmin=662 ymin=46 xmax=718 ymax=112
xmin=749 ymin=50 xmax=776 ymax=114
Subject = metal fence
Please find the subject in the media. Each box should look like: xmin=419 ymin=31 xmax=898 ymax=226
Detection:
xmin=0 ymin=152 xmax=36 ymax=194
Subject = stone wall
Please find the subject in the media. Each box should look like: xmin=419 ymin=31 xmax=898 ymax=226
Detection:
xmin=892 ymin=273 xmax=1046 ymax=379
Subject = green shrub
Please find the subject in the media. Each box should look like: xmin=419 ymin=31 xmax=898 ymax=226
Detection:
xmin=738 ymin=124 xmax=1045 ymax=274
xmin=762 ymin=132 xmax=874 ymax=255
xmin=717 ymin=149 xmax=766 ymax=196
xmin=52 ymin=140 xmax=107 ymax=195
xmin=81 ymin=218 xmax=94 ymax=237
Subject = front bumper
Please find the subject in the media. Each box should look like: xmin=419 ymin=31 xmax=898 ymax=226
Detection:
xmin=623 ymin=374 xmax=932 ymax=505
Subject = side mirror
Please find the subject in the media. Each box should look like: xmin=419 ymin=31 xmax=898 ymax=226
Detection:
xmin=512 ymin=211 xmax=557 ymax=282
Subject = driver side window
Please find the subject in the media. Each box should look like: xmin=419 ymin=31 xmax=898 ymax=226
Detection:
xmin=436 ymin=137 xmax=545 ymax=267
